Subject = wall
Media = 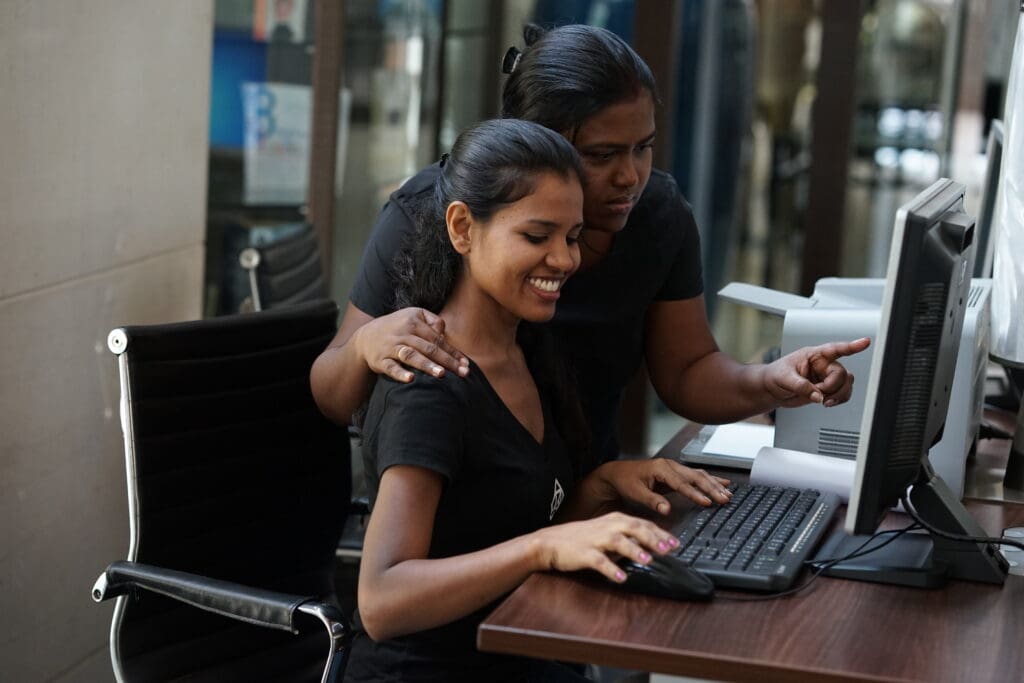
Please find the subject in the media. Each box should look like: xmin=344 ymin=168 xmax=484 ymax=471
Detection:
xmin=0 ymin=1 xmax=212 ymax=679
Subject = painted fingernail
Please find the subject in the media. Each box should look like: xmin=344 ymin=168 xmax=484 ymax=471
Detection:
xmin=669 ymin=537 xmax=680 ymax=547
xmin=615 ymin=571 xmax=626 ymax=582
xmin=657 ymin=541 xmax=668 ymax=552
xmin=639 ymin=552 xmax=651 ymax=563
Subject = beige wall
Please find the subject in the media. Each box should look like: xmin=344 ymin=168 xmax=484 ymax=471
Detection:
xmin=0 ymin=1 xmax=213 ymax=680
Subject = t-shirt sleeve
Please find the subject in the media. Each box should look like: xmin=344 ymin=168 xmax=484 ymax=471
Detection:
xmin=654 ymin=178 xmax=705 ymax=301
xmin=371 ymin=376 xmax=464 ymax=483
xmin=348 ymin=198 xmax=413 ymax=318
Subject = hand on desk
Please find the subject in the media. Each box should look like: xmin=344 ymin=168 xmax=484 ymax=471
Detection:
xmin=583 ymin=458 xmax=732 ymax=516
xmin=763 ymin=337 xmax=870 ymax=408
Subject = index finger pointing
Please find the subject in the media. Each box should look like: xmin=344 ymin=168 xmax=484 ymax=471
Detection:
xmin=819 ymin=337 xmax=871 ymax=361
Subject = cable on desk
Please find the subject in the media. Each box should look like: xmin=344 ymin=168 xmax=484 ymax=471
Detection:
xmin=715 ymin=523 xmax=920 ymax=602
xmin=900 ymin=492 xmax=1024 ymax=552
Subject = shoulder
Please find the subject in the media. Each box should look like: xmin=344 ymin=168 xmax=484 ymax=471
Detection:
xmin=627 ymin=170 xmax=697 ymax=242
xmin=636 ymin=170 xmax=694 ymax=221
xmin=373 ymin=368 xmax=469 ymax=414
xmin=371 ymin=163 xmax=442 ymax=240
xmin=388 ymin=163 xmax=442 ymax=214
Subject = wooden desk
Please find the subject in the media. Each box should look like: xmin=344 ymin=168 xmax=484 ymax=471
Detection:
xmin=478 ymin=423 xmax=1024 ymax=683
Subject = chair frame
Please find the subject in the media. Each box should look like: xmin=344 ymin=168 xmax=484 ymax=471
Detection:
xmin=92 ymin=312 xmax=350 ymax=683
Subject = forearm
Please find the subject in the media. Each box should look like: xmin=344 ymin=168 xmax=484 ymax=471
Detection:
xmin=309 ymin=329 xmax=375 ymax=425
xmin=661 ymin=350 xmax=775 ymax=424
xmin=358 ymin=534 xmax=544 ymax=641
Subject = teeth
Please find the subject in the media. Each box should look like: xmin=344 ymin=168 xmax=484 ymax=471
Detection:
xmin=528 ymin=277 xmax=560 ymax=292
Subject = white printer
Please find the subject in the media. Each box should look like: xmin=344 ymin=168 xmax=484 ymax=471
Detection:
xmin=719 ymin=277 xmax=992 ymax=498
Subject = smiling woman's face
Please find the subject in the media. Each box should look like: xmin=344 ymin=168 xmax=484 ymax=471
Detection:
xmin=571 ymin=92 xmax=656 ymax=234
xmin=455 ymin=171 xmax=584 ymax=323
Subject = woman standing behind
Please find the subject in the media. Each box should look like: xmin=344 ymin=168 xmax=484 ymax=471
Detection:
xmin=345 ymin=119 xmax=731 ymax=682
xmin=312 ymin=24 xmax=868 ymax=465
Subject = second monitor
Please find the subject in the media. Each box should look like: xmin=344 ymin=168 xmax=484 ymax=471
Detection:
xmin=815 ymin=178 xmax=1009 ymax=588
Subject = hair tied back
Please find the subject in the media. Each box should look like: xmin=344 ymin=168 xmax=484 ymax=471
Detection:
xmin=501 ymin=46 xmax=523 ymax=74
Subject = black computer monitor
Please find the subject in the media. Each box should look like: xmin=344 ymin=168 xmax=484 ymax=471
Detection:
xmin=974 ymin=120 xmax=1004 ymax=278
xmin=815 ymin=178 xmax=1009 ymax=588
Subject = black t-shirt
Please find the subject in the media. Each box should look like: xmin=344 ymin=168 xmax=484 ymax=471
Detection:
xmin=344 ymin=356 xmax=576 ymax=683
xmin=350 ymin=164 xmax=704 ymax=462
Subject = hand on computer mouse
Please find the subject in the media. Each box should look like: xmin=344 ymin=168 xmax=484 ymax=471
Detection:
xmin=617 ymin=554 xmax=715 ymax=601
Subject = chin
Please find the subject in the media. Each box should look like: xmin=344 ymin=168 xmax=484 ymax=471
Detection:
xmin=520 ymin=307 xmax=557 ymax=323
xmin=587 ymin=213 xmax=630 ymax=234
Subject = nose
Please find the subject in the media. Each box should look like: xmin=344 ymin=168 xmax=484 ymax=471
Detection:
xmin=613 ymin=155 xmax=640 ymax=189
xmin=547 ymin=239 xmax=578 ymax=273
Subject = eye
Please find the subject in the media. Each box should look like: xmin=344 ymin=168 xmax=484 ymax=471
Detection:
xmin=585 ymin=151 xmax=616 ymax=163
xmin=524 ymin=234 xmax=546 ymax=244
xmin=635 ymin=143 xmax=654 ymax=155
xmin=567 ymin=233 xmax=580 ymax=246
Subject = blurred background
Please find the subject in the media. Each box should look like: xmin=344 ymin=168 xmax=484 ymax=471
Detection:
xmin=1 ymin=0 xmax=1020 ymax=679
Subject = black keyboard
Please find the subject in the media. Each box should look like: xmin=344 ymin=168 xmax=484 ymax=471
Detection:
xmin=671 ymin=483 xmax=839 ymax=591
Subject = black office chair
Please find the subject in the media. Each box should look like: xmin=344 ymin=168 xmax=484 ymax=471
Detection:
xmin=92 ymin=300 xmax=352 ymax=682
xmin=239 ymin=223 xmax=329 ymax=312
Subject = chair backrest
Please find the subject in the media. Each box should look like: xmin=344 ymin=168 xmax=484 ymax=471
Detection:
xmin=239 ymin=224 xmax=329 ymax=311
xmin=108 ymin=300 xmax=350 ymax=681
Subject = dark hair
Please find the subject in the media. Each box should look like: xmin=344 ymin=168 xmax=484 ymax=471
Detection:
xmin=501 ymin=24 xmax=659 ymax=138
xmin=394 ymin=118 xmax=583 ymax=313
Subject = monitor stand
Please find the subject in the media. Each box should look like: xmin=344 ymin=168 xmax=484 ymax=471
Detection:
xmin=812 ymin=466 xmax=1009 ymax=588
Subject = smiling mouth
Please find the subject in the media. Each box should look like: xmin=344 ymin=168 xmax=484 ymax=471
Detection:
xmin=527 ymin=277 xmax=562 ymax=292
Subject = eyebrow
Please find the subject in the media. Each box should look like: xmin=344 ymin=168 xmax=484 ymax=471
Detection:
xmin=523 ymin=219 xmax=584 ymax=230
xmin=578 ymin=131 xmax=656 ymax=152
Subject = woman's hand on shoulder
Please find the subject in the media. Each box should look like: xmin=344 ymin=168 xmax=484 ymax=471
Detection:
xmin=531 ymin=512 xmax=680 ymax=584
xmin=762 ymin=337 xmax=871 ymax=408
xmin=586 ymin=458 xmax=732 ymax=515
xmin=353 ymin=307 xmax=470 ymax=382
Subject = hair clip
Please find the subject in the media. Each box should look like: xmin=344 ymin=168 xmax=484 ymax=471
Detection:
xmin=501 ymin=46 xmax=523 ymax=74
xmin=439 ymin=152 xmax=450 ymax=168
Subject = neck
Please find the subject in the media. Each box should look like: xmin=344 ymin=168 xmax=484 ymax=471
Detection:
xmin=439 ymin=276 xmax=520 ymax=365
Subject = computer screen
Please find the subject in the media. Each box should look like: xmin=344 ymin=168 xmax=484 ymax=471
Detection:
xmin=974 ymin=120 xmax=1004 ymax=278
xmin=819 ymin=178 xmax=1009 ymax=587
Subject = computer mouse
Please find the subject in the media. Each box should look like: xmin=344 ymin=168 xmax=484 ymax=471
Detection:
xmin=617 ymin=554 xmax=715 ymax=601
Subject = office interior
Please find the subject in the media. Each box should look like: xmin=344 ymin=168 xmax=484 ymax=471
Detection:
xmin=2 ymin=0 xmax=1022 ymax=681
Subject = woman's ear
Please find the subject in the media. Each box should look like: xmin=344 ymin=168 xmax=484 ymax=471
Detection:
xmin=446 ymin=201 xmax=473 ymax=254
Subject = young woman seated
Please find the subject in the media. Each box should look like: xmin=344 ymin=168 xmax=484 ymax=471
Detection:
xmin=344 ymin=119 xmax=732 ymax=683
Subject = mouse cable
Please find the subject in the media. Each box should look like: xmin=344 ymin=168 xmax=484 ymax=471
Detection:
xmin=900 ymin=492 xmax=1024 ymax=552
xmin=715 ymin=524 xmax=919 ymax=602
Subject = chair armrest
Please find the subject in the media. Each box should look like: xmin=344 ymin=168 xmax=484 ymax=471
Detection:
xmin=92 ymin=560 xmax=331 ymax=634
xmin=349 ymin=496 xmax=370 ymax=516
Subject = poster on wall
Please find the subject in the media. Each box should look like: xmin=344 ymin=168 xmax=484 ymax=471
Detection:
xmin=241 ymin=81 xmax=311 ymax=206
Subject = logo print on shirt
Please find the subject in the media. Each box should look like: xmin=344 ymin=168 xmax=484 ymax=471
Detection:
xmin=549 ymin=478 xmax=564 ymax=520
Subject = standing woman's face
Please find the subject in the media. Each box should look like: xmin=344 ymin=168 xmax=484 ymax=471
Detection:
xmin=571 ymin=92 xmax=656 ymax=234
